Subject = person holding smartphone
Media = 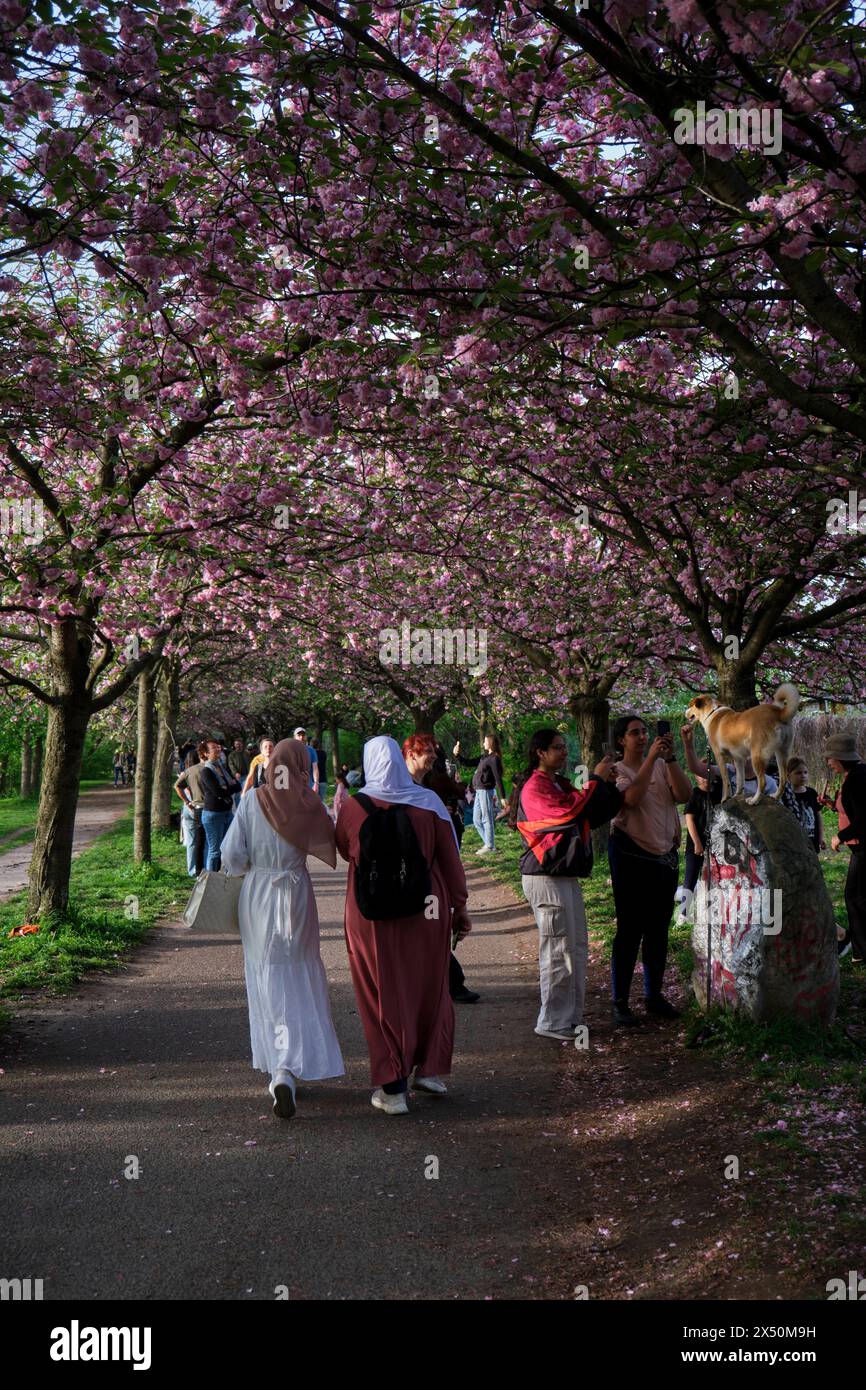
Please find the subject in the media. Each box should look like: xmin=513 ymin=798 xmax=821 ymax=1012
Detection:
xmin=510 ymin=729 xmax=621 ymax=1041
xmin=608 ymin=715 xmax=693 ymax=1025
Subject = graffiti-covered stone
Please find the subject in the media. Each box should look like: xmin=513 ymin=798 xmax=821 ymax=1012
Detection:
xmin=690 ymin=797 xmax=838 ymax=1025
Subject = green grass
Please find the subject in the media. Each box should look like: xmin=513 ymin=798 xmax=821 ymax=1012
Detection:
xmin=683 ymin=1004 xmax=862 ymax=1064
xmin=0 ymin=780 xmax=115 ymax=843
xmin=0 ymin=794 xmax=40 ymax=842
xmin=0 ymin=814 xmax=190 ymax=1000
xmin=0 ymin=827 xmax=39 ymax=854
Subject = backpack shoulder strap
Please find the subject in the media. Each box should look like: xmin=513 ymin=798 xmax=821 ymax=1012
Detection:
xmin=354 ymin=792 xmax=374 ymax=815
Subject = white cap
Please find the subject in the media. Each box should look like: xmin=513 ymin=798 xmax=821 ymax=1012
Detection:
xmin=293 ymin=726 xmax=306 ymax=736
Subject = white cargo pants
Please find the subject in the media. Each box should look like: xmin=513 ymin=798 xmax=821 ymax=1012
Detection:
xmin=521 ymin=874 xmax=588 ymax=1032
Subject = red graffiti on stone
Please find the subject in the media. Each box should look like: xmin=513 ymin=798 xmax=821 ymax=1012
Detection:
xmin=793 ymin=980 xmax=835 ymax=1023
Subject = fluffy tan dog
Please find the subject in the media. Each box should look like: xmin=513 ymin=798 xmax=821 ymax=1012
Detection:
xmin=685 ymin=683 xmax=800 ymax=804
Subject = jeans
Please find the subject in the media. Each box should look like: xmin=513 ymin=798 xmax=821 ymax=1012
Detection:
xmin=473 ymin=787 xmax=496 ymax=849
xmin=522 ymin=874 xmax=588 ymax=1031
xmin=113 ymin=767 xmax=125 ymax=786
xmin=201 ymin=810 xmax=232 ymax=872
xmin=608 ymin=831 xmax=678 ymax=1003
xmin=683 ymin=847 xmax=704 ymax=894
xmin=181 ymin=806 xmax=205 ymax=877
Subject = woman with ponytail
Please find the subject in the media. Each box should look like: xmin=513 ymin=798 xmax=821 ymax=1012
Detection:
xmin=513 ymin=729 xmax=621 ymax=1040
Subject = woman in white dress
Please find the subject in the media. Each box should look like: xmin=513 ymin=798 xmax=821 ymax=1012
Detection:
xmin=220 ymin=738 xmax=344 ymax=1119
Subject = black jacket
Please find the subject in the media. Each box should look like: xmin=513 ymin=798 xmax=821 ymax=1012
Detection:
xmin=839 ymin=763 xmax=866 ymax=846
xmin=199 ymin=763 xmax=241 ymax=812
xmin=458 ymin=751 xmax=505 ymax=797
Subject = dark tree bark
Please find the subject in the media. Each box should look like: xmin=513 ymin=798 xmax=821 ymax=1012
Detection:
xmin=570 ymin=692 xmax=611 ymax=774
xmin=715 ymin=661 xmax=759 ymax=710
xmin=134 ymin=667 xmax=156 ymax=863
xmin=329 ymin=721 xmax=341 ymax=779
xmin=19 ymin=739 xmax=33 ymax=798
xmin=477 ymin=692 xmax=490 ymax=749
xmin=411 ymin=697 xmax=445 ymax=733
xmin=569 ymin=690 xmax=613 ymax=857
xmin=26 ymin=702 xmax=90 ymax=920
xmin=31 ymin=735 xmax=44 ymax=791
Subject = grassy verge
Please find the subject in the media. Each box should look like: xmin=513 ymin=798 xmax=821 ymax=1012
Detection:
xmin=0 ymin=828 xmax=40 ymax=855
xmin=0 ymin=814 xmax=190 ymax=1004
xmin=0 ymin=794 xmax=41 ymax=842
xmin=0 ymin=780 xmax=117 ymax=844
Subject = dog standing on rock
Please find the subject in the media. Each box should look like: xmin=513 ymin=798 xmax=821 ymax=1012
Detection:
xmin=685 ymin=684 xmax=800 ymax=804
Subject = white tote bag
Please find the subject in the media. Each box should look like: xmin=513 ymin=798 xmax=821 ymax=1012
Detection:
xmin=183 ymin=871 xmax=244 ymax=935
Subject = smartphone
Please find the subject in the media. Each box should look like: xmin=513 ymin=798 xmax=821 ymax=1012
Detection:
xmin=657 ymin=720 xmax=671 ymax=738
xmin=602 ymin=742 xmax=616 ymax=760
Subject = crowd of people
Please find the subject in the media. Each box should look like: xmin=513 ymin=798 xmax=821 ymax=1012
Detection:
xmin=508 ymin=718 xmax=863 ymax=1038
xmin=172 ymin=716 xmax=865 ymax=1118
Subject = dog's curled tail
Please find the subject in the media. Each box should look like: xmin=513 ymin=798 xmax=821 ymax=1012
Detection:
xmin=773 ymin=682 xmax=800 ymax=723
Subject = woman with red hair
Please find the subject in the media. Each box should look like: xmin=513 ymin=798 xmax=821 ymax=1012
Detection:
xmin=403 ymin=735 xmax=480 ymax=1003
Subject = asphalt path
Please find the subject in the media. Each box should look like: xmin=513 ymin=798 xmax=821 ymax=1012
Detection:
xmin=0 ymin=856 xmax=578 ymax=1301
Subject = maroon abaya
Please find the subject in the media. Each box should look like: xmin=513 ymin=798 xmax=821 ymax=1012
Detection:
xmin=336 ymin=797 xmax=469 ymax=1086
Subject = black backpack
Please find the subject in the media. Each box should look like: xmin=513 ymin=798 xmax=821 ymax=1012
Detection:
xmin=353 ymin=793 xmax=432 ymax=920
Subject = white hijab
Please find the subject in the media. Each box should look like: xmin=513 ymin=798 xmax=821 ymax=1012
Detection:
xmin=362 ymin=735 xmax=457 ymax=840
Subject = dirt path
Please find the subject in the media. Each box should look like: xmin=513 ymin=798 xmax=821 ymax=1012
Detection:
xmin=0 ymin=785 xmax=133 ymax=901
xmin=0 ymin=849 xmax=860 ymax=1300
xmin=520 ymin=902 xmax=866 ymax=1301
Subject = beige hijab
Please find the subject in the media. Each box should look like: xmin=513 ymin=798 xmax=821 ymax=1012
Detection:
xmin=255 ymin=738 xmax=336 ymax=868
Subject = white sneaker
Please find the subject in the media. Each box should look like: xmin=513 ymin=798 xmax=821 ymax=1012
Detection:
xmin=269 ymin=1073 xmax=296 ymax=1119
xmin=534 ymin=1026 xmax=577 ymax=1041
xmin=371 ymin=1088 xmax=409 ymax=1115
xmin=475 ymin=845 xmax=493 ymax=855
xmin=413 ymin=1075 xmax=448 ymax=1095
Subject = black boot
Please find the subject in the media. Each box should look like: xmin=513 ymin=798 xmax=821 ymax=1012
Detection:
xmin=612 ymin=1000 xmax=641 ymax=1027
xmin=452 ymin=986 xmax=481 ymax=1003
xmin=645 ymin=995 xmax=681 ymax=1019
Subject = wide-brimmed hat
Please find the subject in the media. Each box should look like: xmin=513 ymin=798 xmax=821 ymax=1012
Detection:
xmin=824 ymin=733 xmax=861 ymax=761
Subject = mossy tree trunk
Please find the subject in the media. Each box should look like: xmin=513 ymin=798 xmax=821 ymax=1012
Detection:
xmin=151 ymin=658 xmax=180 ymax=832
xmin=134 ymin=666 xmax=156 ymax=864
xmin=31 ymin=735 xmax=44 ymax=792
xmin=19 ymin=739 xmax=33 ymax=798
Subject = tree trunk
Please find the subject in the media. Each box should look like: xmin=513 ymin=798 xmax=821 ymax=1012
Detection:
xmin=20 ymin=739 xmax=33 ymax=798
xmin=0 ymin=757 xmax=6 ymax=795
xmin=134 ymin=667 xmax=156 ymax=863
xmin=569 ymin=691 xmax=612 ymax=858
xmin=151 ymin=661 xmax=180 ymax=832
xmin=31 ymin=735 xmax=44 ymax=791
xmin=26 ymin=701 xmax=91 ymax=920
xmin=329 ymin=721 xmax=341 ymax=779
xmin=477 ymin=692 xmax=489 ymax=748
xmin=315 ymin=711 xmax=325 ymax=746
xmin=412 ymin=697 xmax=445 ymax=734
xmin=569 ymin=693 xmax=610 ymax=774
xmin=715 ymin=661 xmax=758 ymax=710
